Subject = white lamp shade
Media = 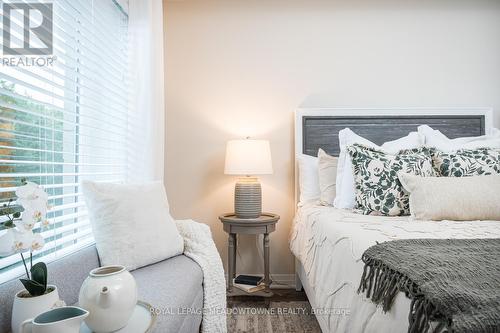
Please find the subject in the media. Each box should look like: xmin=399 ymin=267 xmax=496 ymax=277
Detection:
xmin=224 ymin=139 xmax=273 ymax=175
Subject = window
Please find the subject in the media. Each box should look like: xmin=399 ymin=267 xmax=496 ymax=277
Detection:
xmin=0 ymin=0 xmax=129 ymax=283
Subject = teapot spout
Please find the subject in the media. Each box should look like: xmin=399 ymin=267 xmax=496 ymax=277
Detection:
xmin=97 ymin=286 xmax=112 ymax=309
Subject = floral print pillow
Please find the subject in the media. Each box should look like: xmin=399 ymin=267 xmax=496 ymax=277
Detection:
xmin=432 ymin=148 xmax=499 ymax=177
xmin=347 ymin=144 xmax=436 ymax=216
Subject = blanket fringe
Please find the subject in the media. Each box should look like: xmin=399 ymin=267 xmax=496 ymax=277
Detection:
xmin=358 ymin=254 xmax=449 ymax=333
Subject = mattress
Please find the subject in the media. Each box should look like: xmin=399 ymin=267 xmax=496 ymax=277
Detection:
xmin=290 ymin=203 xmax=500 ymax=333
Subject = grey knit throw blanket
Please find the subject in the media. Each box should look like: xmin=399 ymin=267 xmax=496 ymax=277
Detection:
xmin=358 ymin=238 xmax=500 ymax=333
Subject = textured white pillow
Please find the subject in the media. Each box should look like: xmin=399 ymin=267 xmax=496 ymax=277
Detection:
xmin=81 ymin=181 xmax=184 ymax=270
xmin=399 ymin=173 xmax=500 ymax=221
xmin=334 ymin=128 xmax=423 ymax=209
xmin=418 ymin=125 xmax=500 ymax=152
xmin=297 ymin=154 xmax=320 ymax=205
xmin=318 ymin=149 xmax=337 ymax=206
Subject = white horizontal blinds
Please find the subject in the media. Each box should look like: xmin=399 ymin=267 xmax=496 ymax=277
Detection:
xmin=0 ymin=0 xmax=128 ymax=283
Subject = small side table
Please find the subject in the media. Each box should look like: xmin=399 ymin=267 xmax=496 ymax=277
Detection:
xmin=219 ymin=213 xmax=279 ymax=296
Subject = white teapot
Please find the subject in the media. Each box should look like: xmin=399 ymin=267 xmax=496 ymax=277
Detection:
xmin=78 ymin=265 xmax=137 ymax=333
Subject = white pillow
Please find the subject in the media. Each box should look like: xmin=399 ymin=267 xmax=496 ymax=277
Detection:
xmin=418 ymin=125 xmax=500 ymax=152
xmin=297 ymin=154 xmax=320 ymax=205
xmin=81 ymin=181 xmax=184 ymax=270
xmin=399 ymin=173 xmax=500 ymax=221
xmin=334 ymin=128 xmax=423 ymax=209
xmin=318 ymin=149 xmax=337 ymax=206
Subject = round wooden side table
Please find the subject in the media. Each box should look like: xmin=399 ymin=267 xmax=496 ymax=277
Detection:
xmin=219 ymin=213 xmax=279 ymax=296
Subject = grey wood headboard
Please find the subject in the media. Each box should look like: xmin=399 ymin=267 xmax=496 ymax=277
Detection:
xmin=302 ymin=115 xmax=485 ymax=156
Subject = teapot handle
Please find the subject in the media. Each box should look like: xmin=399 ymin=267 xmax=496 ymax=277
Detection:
xmin=20 ymin=318 xmax=33 ymax=333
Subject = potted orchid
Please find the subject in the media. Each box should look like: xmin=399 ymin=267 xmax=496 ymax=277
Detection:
xmin=0 ymin=181 xmax=62 ymax=333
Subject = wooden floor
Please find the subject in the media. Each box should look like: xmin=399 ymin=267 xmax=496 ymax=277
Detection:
xmin=227 ymin=290 xmax=321 ymax=333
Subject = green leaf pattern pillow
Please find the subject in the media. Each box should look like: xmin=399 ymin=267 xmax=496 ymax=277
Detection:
xmin=347 ymin=144 xmax=436 ymax=216
xmin=432 ymin=148 xmax=499 ymax=177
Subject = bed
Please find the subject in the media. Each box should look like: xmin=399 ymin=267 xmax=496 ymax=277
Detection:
xmin=290 ymin=107 xmax=500 ymax=333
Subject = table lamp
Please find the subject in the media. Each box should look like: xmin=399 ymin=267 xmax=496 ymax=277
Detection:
xmin=224 ymin=138 xmax=273 ymax=219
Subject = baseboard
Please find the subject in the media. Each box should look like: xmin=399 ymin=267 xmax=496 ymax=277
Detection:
xmin=226 ymin=273 xmax=295 ymax=290
xmin=269 ymin=274 xmax=295 ymax=289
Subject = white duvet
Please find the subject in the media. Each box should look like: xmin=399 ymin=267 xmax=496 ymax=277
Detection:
xmin=290 ymin=203 xmax=500 ymax=333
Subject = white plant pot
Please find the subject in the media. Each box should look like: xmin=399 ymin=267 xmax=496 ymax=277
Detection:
xmin=78 ymin=265 xmax=137 ymax=333
xmin=11 ymin=285 xmax=60 ymax=333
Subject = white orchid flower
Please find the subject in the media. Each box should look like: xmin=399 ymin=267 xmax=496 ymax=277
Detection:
xmin=16 ymin=182 xmax=49 ymax=210
xmin=16 ymin=182 xmax=45 ymax=199
xmin=21 ymin=206 xmax=47 ymax=230
xmin=1 ymin=182 xmax=50 ymax=257
xmin=0 ymin=229 xmax=16 ymax=257
xmin=12 ymin=229 xmax=33 ymax=253
xmin=20 ymin=209 xmax=35 ymax=230
xmin=31 ymin=233 xmax=45 ymax=251
xmin=15 ymin=182 xmax=49 ymax=230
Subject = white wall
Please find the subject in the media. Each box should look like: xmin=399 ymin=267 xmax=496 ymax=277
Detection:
xmin=164 ymin=0 xmax=500 ymax=277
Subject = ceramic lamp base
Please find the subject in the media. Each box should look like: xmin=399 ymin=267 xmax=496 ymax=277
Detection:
xmin=234 ymin=177 xmax=262 ymax=219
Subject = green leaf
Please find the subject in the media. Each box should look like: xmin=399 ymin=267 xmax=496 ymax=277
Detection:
xmin=19 ymin=279 xmax=46 ymax=296
xmin=4 ymin=220 xmax=13 ymax=227
xmin=0 ymin=204 xmax=23 ymax=217
xmin=12 ymin=212 xmax=21 ymax=218
xmin=30 ymin=262 xmax=48 ymax=291
xmin=0 ymin=221 xmax=15 ymax=230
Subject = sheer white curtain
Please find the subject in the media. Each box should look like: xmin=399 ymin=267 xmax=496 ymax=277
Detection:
xmin=127 ymin=0 xmax=166 ymax=182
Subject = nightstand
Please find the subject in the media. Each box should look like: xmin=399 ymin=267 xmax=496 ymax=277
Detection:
xmin=219 ymin=213 xmax=279 ymax=296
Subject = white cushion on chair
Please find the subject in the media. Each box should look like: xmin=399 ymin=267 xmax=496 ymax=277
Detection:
xmin=81 ymin=181 xmax=184 ymax=270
